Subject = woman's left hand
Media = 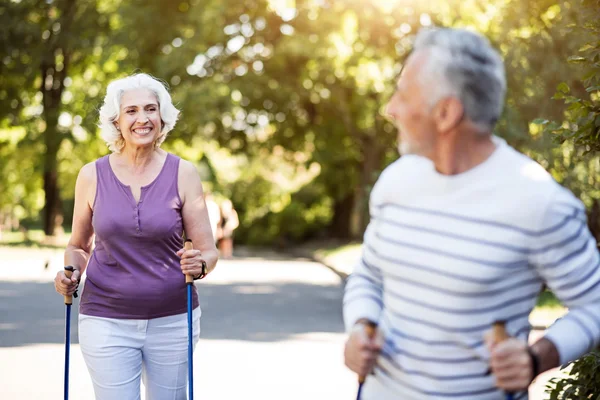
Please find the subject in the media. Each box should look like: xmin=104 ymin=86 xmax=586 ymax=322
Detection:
xmin=177 ymin=248 xmax=208 ymax=278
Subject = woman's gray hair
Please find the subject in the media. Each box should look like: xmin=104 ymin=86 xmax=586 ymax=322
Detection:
xmin=413 ymin=28 xmax=506 ymax=131
xmin=98 ymin=73 xmax=180 ymax=153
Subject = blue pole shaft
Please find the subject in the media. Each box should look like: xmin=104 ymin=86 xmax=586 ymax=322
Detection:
xmin=187 ymin=283 xmax=194 ymax=400
xmin=356 ymin=382 xmax=364 ymax=400
xmin=64 ymin=304 xmax=71 ymax=400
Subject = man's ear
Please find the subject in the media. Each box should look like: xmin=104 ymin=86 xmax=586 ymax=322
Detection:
xmin=433 ymin=97 xmax=464 ymax=134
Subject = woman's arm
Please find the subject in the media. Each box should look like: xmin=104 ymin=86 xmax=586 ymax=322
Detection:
xmin=55 ymin=162 xmax=96 ymax=295
xmin=178 ymin=159 xmax=219 ymax=274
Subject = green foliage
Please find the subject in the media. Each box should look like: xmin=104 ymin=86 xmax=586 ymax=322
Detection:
xmin=536 ymin=290 xmax=563 ymax=309
xmin=538 ymin=1 xmax=600 ymax=396
xmin=546 ymin=351 xmax=600 ymax=399
xmin=535 ymin=0 xmax=600 ymax=153
xmin=234 ymin=181 xmax=333 ymax=246
xmin=0 ymin=128 xmax=43 ymax=223
xmin=2 ymin=0 xmax=600 ymax=245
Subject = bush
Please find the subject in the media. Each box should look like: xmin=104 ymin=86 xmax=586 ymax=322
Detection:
xmin=233 ymin=181 xmax=333 ymax=246
xmin=545 ymin=350 xmax=600 ymax=399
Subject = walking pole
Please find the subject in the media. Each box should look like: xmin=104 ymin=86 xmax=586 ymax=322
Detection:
xmin=63 ymin=266 xmax=75 ymax=400
xmin=492 ymin=321 xmax=514 ymax=400
xmin=356 ymin=323 xmax=377 ymax=400
xmin=184 ymin=240 xmax=195 ymax=400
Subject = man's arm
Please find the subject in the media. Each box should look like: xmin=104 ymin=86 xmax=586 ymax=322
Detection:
xmin=530 ymin=187 xmax=600 ymax=367
xmin=343 ymin=207 xmax=386 ymax=376
xmin=489 ymin=186 xmax=599 ymax=392
xmin=343 ymin=218 xmax=385 ymax=331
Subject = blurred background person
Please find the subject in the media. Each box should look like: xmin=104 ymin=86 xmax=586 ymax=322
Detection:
xmin=205 ymin=192 xmax=222 ymax=244
xmin=217 ymin=199 xmax=239 ymax=259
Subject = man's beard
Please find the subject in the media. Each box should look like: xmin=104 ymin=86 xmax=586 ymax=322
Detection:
xmin=397 ymin=130 xmax=419 ymax=156
xmin=398 ymin=140 xmax=414 ymax=156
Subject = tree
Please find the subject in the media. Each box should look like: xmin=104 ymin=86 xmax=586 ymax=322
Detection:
xmin=0 ymin=0 xmax=211 ymax=236
xmin=2 ymin=0 xmax=598 ymax=246
xmin=533 ymin=0 xmax=600 ymax=235
xmin=173 ymin=0 xmax=434 ymax=239
xmin=539 ymin=0 xmax=600 ymax=394
xmin=175 ymin=0 xmax=596 ymax=240
xmin=1 ymin=0 xmax=109 ymax=235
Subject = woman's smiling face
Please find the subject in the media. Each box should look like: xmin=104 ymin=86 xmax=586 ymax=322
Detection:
xmin=115 ymin=89 xmax=163 ymax=149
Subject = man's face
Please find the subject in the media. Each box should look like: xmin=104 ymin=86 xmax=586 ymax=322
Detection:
xmin=385 ymin=51 xmax=437 ymax=157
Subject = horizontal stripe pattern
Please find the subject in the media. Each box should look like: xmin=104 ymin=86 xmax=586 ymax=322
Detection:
xmin=343 ymin=142 xmax=600 ymax=399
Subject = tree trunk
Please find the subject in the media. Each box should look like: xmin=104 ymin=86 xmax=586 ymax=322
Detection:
xmin=329 ymin=192 xmax=355 ymax=239
xmin=41 ymin=63 xmax=67 ymax=236
xmin=40 ymin=1 xmax=77 ymax=236
xmin=350 ymin=134 xmax=385 ymax=238
xmin=42 ymin=82 xmax=63 ymax=236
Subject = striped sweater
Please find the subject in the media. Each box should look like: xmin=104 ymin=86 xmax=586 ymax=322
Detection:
xmin=343 ymin=137 xmax=600 ymax=400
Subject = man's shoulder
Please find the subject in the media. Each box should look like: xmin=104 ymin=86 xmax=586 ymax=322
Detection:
xmin=370 ymin=155 xmax=430 ymax=203
xmin=500 ymin=144 xmax=558 ymax=189
xmin=379 ymin=155 xmax=429 ymax=179
xmin=498 ymin=144 xmax=583 ymax=215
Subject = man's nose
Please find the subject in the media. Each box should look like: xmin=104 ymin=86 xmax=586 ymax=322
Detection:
xmin=383 ymin=101 xmax=395 ymax=121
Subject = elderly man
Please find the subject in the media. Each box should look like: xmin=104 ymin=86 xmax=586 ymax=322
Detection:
xmin=343 ymin=28 xmax=600 ymax=400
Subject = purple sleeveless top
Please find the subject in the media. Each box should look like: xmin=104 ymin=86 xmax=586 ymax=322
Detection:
xmin=80 ymin=153 xmax=199 ymax=319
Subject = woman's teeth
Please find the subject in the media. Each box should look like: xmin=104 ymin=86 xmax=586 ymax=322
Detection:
xmin=133 ymin=127 xmax=152 ymax=135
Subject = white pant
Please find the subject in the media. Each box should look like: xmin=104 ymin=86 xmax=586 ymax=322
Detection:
xmin=79 ymin=308 xmax=201 ymax=400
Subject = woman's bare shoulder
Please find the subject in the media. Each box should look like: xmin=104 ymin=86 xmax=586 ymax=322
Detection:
xmin=78 ymin=160 xmax=98 ymax=184
xmin=177 ymin=158 xmax=203 ymax=203
xmin=177 ymin=158 xmax=202 ymax=184
xmin=177 ymin=157 xmax=196 ymax=174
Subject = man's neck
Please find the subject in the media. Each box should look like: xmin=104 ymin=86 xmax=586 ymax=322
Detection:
xmin=430 ymin=132 xmax=497 ymax=176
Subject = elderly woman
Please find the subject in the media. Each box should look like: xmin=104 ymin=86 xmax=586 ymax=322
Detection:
xmin=54 ymin=73 xmax=218 ymax=399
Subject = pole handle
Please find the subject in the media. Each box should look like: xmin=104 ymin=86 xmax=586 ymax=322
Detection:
xmin=492 ymin=320 xmax=510 ymax=343
xmin=184 ymin=240 xmax=194 ymax=284
xmin=358 ymin=322 xmax=377 ymax=384
xmin=64 ymin=266 xmax=75 ymax=305
xmin=492 ymin=321 xmax=515 ymax=400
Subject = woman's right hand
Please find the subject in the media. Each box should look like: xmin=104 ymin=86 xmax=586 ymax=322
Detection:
xmin=54 ymin=269 xmax=81 ymax=297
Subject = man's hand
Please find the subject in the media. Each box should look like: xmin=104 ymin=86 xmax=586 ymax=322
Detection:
xmin=344 ymin=322 xmax=383 ymax=377
xmin=485 ymin=334 xmax=533 ymax=392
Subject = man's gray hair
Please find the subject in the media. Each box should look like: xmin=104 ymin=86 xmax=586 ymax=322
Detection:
xmin=413 ymin=28 xmax=506 ymax=131
xmin=98 ymin=73 xmax=180 ymax=153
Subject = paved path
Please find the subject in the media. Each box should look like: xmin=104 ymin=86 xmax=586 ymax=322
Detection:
xmin=0 ymin=247 xmax=356 ymax=399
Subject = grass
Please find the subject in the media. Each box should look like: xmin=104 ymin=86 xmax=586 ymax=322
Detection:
xmin=316 ymin=242 xmax=362 ymax=258
xmin=531 ymin=290 xmax=568 ymax=328
xmin=536 ymin=289 xmax=563 ymax=308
